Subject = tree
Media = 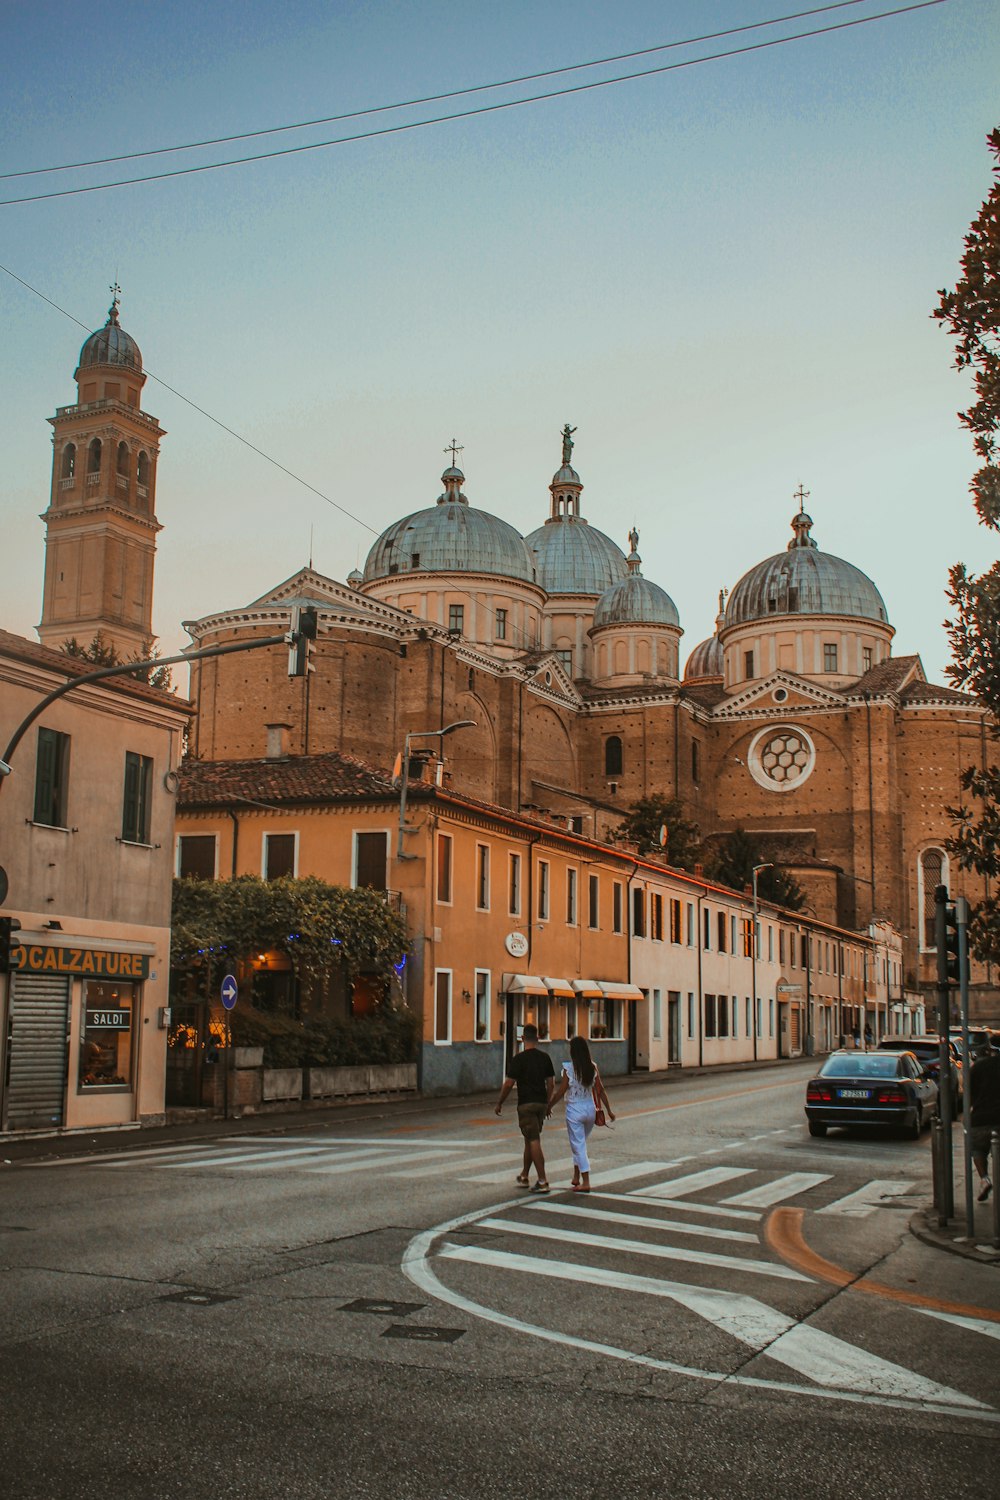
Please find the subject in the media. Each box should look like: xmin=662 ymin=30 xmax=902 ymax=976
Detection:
xmin=935 ymin=129 xmax=1000 ymax=961
xmin=61 ymin=632 xmax=174 ymax=692
xmin=705 ymin=829 xmax=806 ymax=911
xmin=613 ymin=796 xmax=700 ymax=870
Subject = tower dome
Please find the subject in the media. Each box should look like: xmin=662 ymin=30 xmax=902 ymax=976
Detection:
xmin=77 ymin=291 xmax=142 ymax=373
xmin=524 ymin=425 xmax=628 ymax=594
xmin=363 ymin=462 xmax=537 ymax=585
xmin=593 ymin=532 xmax=679 ymax=627
xmin=684 ymin=590 xmax=727 ymax=682
xmin=726 ymin=507 xmax=888 ymax=627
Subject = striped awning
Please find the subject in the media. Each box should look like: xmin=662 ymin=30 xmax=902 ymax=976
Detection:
xmin=542 ymin=977 xmax=575 ymax=998
xmin=597 ymin=981 xmax=645 ymax=1000
xmin=502 ymin=974 xmax=550 ymax=996
xmin=571 ymin=979 xmax=603 ymax=998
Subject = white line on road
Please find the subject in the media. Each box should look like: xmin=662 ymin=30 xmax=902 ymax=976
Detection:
xmin=719 ymin=1172 xmax=831 ymax=1208
xmin=156 ymin=1144 xmax=384 ymax=1170
xmin=475 ymin=1215 xmax=806 ymax=1280
xmin=600 ymin=1192 xmax=761 ymax=1222
xmin=816 ymin=1180 xmax=917 ymax=1217
xmin=632 ymin=1166 xmax=753 ymax=1199
xmin=526 ymin=1199 xmax=759 ymax=1243
xmin=304 ymin=1148 xmax=457 ymax=1176
xmin=912 ymin=1308 xmax=1000 ymax=1341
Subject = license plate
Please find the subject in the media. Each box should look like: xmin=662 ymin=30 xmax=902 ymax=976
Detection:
xmin=838 ymin=1088 xmax=871 ymax=1100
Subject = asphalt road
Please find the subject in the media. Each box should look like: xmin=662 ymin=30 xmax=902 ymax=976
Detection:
xmin=2 ymin=1060 xmax=998 ymax=1500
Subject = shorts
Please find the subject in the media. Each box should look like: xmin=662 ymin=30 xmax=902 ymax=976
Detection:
xmin=970 ymin=1125 xmax=1000 ymax=1158
xmin=517 ymin=1102 xmax=547 ymax=1141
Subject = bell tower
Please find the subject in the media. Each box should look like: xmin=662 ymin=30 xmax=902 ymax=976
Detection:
xmin=38 ymin=288 xmax=165 ymax=659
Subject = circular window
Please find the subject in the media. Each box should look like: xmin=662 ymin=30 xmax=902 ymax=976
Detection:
xmin=773 ymin=687 xmax=788 ymax=704
xmin=544 ymin=671 xmax=552 ymax=686
xmin=747 ymin=724 xmax=816 ymax=793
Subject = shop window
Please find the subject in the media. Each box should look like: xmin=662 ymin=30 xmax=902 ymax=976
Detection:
xmin=604 ymin=736 xmax=623 ymax=776
xmin=590 ymin=997 xmax=622 ymax=1040
xmin=566 ymin=867 xmax=577 ymax=926
xmin=177 ymin=834 xmax=217 ymax=879
xmin=121 ymin=751 xmax=153 ymax=843
xmin=434 ymin=970 xmax=451 ymax=1043
xmin=448 ymin=604 xmax=464 ymax=634
xmin=34 ymin=726 xmax=70 ymax=827
xmin=354 ymin=831 xmax=388 ymax=890
xmin=705 ymin=994 xmax=717 ymax=1038
xmin=612 ymin=882 xmax=624 ymax=934
xmin=588 ymin=873 xmax=599 ymax=928
xmin=79 ymin=981 xmax=135 ymax=1090
xmin=476 ymin=844 xmax=490 ymax=910
xmin=475 ymin=969 xmax=490 ymax=1041
xmin=538 ymin=860 xmax=550 ymax=921
xmin=508 ymin=853 xmax=522 ymax=916
xmin=436 ymin=833 xmax=453 ymax=903
xmin=264 ymin=832 xmax=296 ymax=880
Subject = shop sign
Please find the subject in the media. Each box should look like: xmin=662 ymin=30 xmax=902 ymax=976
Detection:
xmin=504 ymin=931 xmax=529 ymax=958
xmin=17 ymin=945 xmax=150 ymax=980
xmin=85 ymin=1009 xmax=131 ymax=1030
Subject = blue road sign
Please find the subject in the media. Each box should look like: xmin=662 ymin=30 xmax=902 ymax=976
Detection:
xmin=221 ymin=973 xmax=238 ymax=1011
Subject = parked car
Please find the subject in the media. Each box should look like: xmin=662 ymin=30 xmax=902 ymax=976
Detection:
xmin=876 ymin=1036 xmax=963 ymax=1107
xmin=962 ymin=1028 xmax=997 ymax=1062
xmin=805 ymin=1050 xmax=938 ymax=1139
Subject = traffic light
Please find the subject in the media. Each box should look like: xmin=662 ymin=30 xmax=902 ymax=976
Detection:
xmin=0 ymin=916 xmax=22 ymax=974
xmin=287 ymin=605 xmax=318 ymax=678
xmin=934 ymin=885 xmax=962 ymax=987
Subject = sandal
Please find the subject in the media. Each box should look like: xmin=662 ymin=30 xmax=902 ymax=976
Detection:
xmin=571 ymin=1183 xmax=590 ymax=1192
xmin=530 ymin=1180 xmax=551 ymax=1194
xmin=516 ymin=1174 xmax=530 ymax=1188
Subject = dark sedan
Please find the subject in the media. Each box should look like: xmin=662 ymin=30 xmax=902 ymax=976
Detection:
xmin=805 ymin=1050 xmax=938 ymax=1138
xmin=876 ymin=1035 xmax=963 ymax=1107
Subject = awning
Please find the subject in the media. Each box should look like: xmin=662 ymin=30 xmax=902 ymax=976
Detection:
xmin=542 ymin=977 xmax=575 ymax=998
xmin=598 ymin=981 xmax=645 ymax=1000
xmin=502 ymin=974 xmax=550 ymax=996
xmin=571 ymin=979 xmax=603 ymax=998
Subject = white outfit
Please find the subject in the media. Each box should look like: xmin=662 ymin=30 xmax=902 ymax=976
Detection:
xmin=562 ymin=1060 xmax=597 ymax=1174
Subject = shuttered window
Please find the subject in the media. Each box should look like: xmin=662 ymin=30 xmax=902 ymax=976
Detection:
xmin=354 ymin=832 xmax=388 ymax=891
xmin=122 ymin=752 xmax=153 ymax=843
xmin=34 ymin=727 xmax=70 ymax=827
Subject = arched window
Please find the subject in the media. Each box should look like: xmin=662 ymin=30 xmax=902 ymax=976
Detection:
xmin=137 ymin=451 xmax=150 ymax=487
xmin=87 ymin=437 xmax=102 ymax=474
xmin=61 ymin=443 xmax=75 ymax=479
xmin=605 ymin=736 xmax=623 ymax=776
xmin=918 ymin=847 xmax=948 ymax=949
xmin=116 ymin=440 xmax=129 ymax=476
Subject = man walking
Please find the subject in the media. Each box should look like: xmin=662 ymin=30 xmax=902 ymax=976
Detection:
xmin=495 ymin=1023 xmax=555 ymax=1193
xmin=970 ymin=1044 xmax=1000 ymax=1202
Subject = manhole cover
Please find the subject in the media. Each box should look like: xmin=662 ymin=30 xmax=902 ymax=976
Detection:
xmin=340 ymin=1298 xmax=425 ymax=1317
xmin=382 ymin=1324 xmax=465 ymax=1344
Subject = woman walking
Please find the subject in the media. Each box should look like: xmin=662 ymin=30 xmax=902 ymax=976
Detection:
xmin=549 ymin=1035 xmax=615 ymax=1191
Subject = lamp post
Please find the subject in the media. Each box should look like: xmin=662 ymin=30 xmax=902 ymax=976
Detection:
xmin=751 ymin=863 xmax=772 ymax=1063
xmin=396 ymin=720 xmax=476 ymax=860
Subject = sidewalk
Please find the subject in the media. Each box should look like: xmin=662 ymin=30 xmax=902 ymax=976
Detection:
xmin=0 ymin=1053 xmax=806 ymax=1165
xmin=910 ymin=1185 xmax=1000 ymax=1266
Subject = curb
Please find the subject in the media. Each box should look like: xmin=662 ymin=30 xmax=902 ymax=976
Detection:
xmin=909 ymin=1207 xmax=1000 ymax=1266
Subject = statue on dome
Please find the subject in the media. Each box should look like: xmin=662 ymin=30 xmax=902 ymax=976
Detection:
xmin=561 ymin=423 xmax=576 ymax=466
xmin=628 ymin=526 xmax=640 ymax=555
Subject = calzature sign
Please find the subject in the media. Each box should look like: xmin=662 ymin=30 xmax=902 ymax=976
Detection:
xmin=17 ymin=945 xmax=150 ymax=980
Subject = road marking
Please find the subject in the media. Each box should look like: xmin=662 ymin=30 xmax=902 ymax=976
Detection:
xmin=403 ymin=1201 xmax=998 ymax=1421
xmin=305 ymin=1148 xmax=455 ymax=1176
xmin=156 ymin=1144 xmax=357 ymax=1170
xmin=914 ymin=1309 xmax=1000 ymax=1341
xmin=511 ymin=1198 xmax=760 ymax=1243
xmin=475 ymin=1215 xmax=807 ymax=1280
xmin=633 ymin=1166 xmax=753 ymax=1199
xmin=720 ymin=1172 xmax=831 ymax=1208
xmin=816 ymin=1180 xmax=916 ymax=1217
xmin=613 ymin=1193 xmax=761 ymax=1222
xmin=765 ymin=1208 xmax=1000 ymax=1324
xmin=388 ymin=1148 xmax=510 ymax=1179
xmin=435 ymin=1242 xmax=984 ymax=1408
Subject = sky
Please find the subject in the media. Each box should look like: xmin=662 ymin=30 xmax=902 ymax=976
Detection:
xmin=2 ymin=0 xmax=998 ymax=686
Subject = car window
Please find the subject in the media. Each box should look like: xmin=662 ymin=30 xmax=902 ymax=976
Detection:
xmin=820 ymin=1053 xmax=901 ymax=1079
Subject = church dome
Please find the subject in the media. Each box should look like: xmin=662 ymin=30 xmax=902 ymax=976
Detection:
xmin=363 ymin=464 xmax=537 ymax=585
xmin=525 ymin=428 xmax=627 ymax=594
xmin=684 ymin=589 xmax=727 ymax=681
xmin=726 ymin=509 xmax=888 ymax=628
xmin=593 ymin=533 xmax=679 ymax=627
xmin=77 ymin=295 xmax=142 ymax=373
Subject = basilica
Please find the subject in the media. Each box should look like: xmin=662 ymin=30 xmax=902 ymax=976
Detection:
xmin=35 ymin=300 xmax=999 ymax=1023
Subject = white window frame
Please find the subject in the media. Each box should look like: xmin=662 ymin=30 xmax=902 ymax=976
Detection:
xmin=474 ymin=968 xmax=491 ymax=1042
xmin=175 ymin=832 xmax=218 ymax=879
xmin=475 ymin=842 xmax=491 ymax=911
xmin=612 ymin=881 xmax=624 ymax=934
xmin=566 ymin=866 xmax=578 ymax=927
xmin=509 ymin=852 xmax=522 ymax=917
xmin=262 ymin=829 xmax=299 ymax=879
xmin=436 ymin=832 xmax=454 ymax=906
xmin=351 ymin=828 xmax=391 ymax=888
xmin=538 ymin=859 xmax=550 ymax=922
xmin=588 ymin=873 xmax=600 ymax=929
xmin=434 ymin=969 xmax=452 ymax=1044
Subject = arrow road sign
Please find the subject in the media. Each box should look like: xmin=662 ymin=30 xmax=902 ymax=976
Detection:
xmin=220 ymin=974 xmax=238 ymax=1011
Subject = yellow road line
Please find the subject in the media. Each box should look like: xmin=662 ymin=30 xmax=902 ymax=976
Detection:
xmin=765 ymin=1206 xmax=1000 ymax=1323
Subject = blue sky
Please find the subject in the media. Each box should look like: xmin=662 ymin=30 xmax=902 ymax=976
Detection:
xmin=2 ymin=0 xmax=998 ymax=682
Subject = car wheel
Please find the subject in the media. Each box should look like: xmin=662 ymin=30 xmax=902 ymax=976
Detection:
xmin=904 ymin=1109 xmax=922 ymax=1141
xmin=808 ymin=1121 xmax=828 ymax=1138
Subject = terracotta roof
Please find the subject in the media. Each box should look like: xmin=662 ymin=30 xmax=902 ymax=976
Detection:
xmin=900 ymin=680 xmax=976 ymax=706
xmin=176 ymin=751 xmax=397 ymax=807
xmin=680 ymin=682 xmax=728 ymax=709
xmin=0 ymin=627 xmax=191 ymax=712
xmin=839 ymin=654 xmax=922 ymax=697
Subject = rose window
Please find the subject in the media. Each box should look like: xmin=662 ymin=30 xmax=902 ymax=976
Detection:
xmin=747 ymin=725 xmax=816 ymax=793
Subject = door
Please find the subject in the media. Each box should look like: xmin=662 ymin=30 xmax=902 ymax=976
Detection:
xmin=668 ymin=994 xmax=680 ymax=1064
xmin=2 ymin=973 xmax=70 ymax=1131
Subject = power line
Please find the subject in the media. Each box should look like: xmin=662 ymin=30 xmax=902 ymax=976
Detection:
xmin=0 ymin=2 xmax=873 ymax=181
xmin=0 ymin=2 xmax=948 ymax=207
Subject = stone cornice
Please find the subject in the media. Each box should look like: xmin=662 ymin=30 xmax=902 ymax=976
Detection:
xmin=51 ymin=399 xmax=163 ymax=437
xmin=40 ymin=501 xmax=162 ymax=536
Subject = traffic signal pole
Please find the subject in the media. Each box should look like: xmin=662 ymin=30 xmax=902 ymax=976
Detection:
xmin=934 ymin=885 xmax=955 ymax=1220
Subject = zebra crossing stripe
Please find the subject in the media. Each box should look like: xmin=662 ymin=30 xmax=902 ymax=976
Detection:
xmin=816 ymin=1180 xmax=916 ymax=1216
xmin=155 ymin=1144 xmax=373 ymax=1170
xmin=305 ymin=1148 xmax=457 ymax=1175
xmin=526 ymin=1200 xmax=759 ymax=1244
xmin=632 ymin=1166 xmax=753 ymax=1199
xmin=719 ymin=1172 xmax=831 ymax=1208
xmin=435 ymin=1242 xmax=986 ymax=1409
xmin=476 ymin=1215 xmax=807 ymax=1280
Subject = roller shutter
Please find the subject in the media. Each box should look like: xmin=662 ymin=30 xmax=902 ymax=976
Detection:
xmin=4 ymin=973 xmax=70 ymax=1130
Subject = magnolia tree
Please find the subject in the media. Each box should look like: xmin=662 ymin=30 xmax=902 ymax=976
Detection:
xmin=934 ymin=128 xmax=1000 ymax=960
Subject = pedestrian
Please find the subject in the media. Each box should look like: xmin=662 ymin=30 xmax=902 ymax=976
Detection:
xmin=547 ymin=1034 xmax=615 ymax=1192
xmin=864 ymin=1023 xmax=874 ymax=1048
xmin=495 ymin=1022 xmax=556 ymax=1193
xmin=969 ymin=1045 xmax=1000 ymax=1202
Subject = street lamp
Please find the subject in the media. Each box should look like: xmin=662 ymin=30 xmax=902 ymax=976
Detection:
xmin=751 ymin=863 xmax=772 ymax=1063
xmin=396 ymin=720 xmax=476 ymax=859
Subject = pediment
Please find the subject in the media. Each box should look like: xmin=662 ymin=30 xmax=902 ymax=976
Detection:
xmin=714 ymin=671 xmax=846 ymax=719
xmin=523 ymin=652 xmax=582 ymax=704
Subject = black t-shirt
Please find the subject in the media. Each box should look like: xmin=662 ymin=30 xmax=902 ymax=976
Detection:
xmin=507 ymin=1046 xmax=555 ymax=1105
xmin=970 ymin=1053 xmax=1000 ymax=1128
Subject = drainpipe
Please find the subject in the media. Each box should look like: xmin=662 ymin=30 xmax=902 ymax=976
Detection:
xmin=525 ymin=832 xmax=542 ymax=966
xmin=227 ymin=810 xmax=240 ymax=878
xmin=697 ymin=889 xmax=705 ymax=1068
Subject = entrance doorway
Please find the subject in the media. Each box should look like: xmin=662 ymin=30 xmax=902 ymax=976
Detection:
xmin=1 ymin=973 xmax=70 ymax=1131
